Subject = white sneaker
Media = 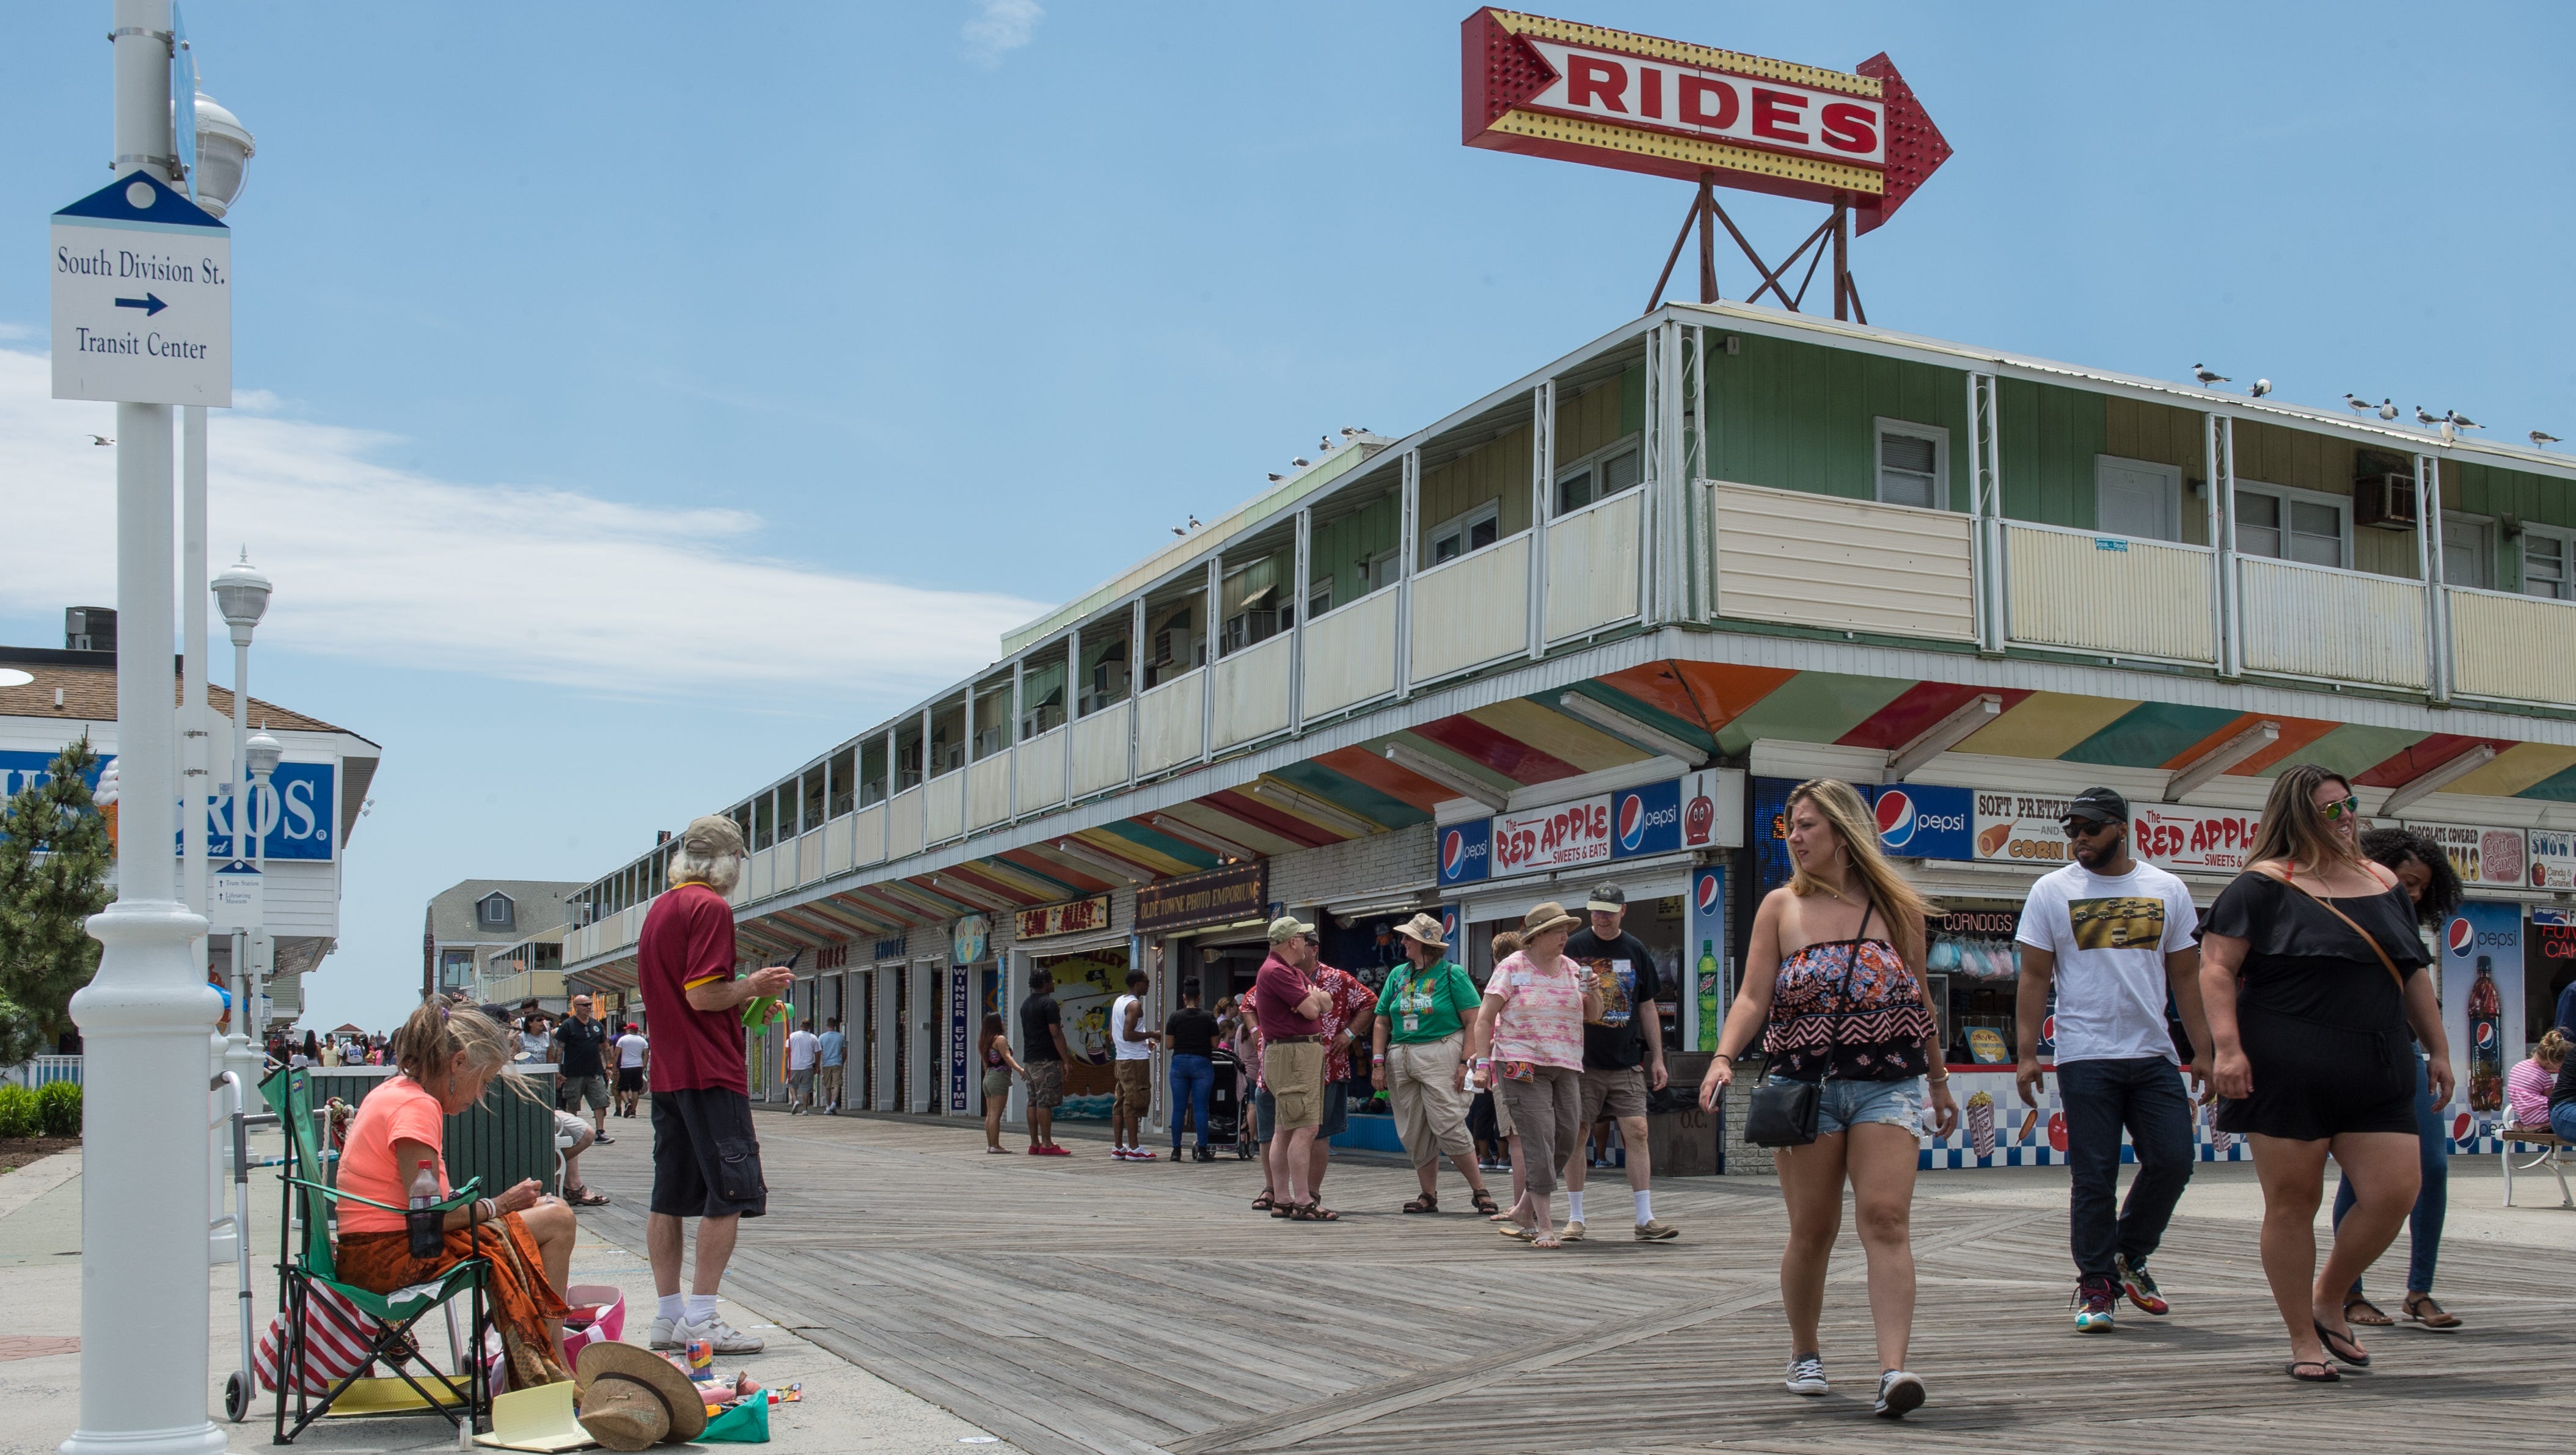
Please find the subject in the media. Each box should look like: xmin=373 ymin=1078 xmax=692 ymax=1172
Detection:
xmin=683 ymin=1314 xmax=764 ymax=1355
xmin=1873 ymin=1369 xmax=1924 ymax=1419
xmin=647 ymin=1314 xmax=685 ymax=1351
xmin=1784 ymin=1354 xmax=1828 ymax=1396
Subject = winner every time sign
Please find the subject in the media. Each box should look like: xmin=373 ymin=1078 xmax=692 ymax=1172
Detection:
xmin=51 ymin=170 xmax=230 ymax=406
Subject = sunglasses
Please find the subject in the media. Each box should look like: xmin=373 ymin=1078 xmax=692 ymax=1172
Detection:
xmin=2319 ymin=795 xmax=2362 ymax=822
xmin=2060 ymin=818 xmax=2117 ymax=839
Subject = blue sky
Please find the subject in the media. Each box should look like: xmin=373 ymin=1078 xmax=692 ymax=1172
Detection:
xmin=3 ymin=2 xmax=2570 ymax=1031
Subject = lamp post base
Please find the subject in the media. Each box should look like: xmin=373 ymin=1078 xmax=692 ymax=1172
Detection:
xmin=57 ymin=1423 xmax=230 ymax=1455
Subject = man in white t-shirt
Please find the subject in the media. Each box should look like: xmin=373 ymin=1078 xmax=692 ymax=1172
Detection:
xmin=2014 ymin=787 xmax=2212 ymax=1335
xmin=786 ymin=1019 xmax=821 ymax=1115
xmin=613 ymin=1024 xmax=649 ymax=1118
xmin=1110 ymin=969 xmax=1162 ymax=1161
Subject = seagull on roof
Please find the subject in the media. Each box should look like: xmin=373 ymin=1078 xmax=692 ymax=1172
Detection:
xmin=1340 ymin=427 xmax=1359 ymax=438
xmin=2344 ymin=394 xmax=2374 ymax=413
xmin=1188 ymin=515 xmax=1201 ymax=529
xmin=2377 ymin=399 xmax=2399 ymax=420
xmin=1266 ymin=472 xmax=1285 ymax=482
xmin=1171 ymin=525 xmax=1187 ymax=537
xmin=2531 ymin=430 xmax=2561 ymax=448
xmin=2193 ymin=363 xmax=2229 ymax=385
xmin=2446 ymin=410 xmax=2482 ymax=431
xmin=2249 ymin=379 xmax=2273 ymax=399
xmin=88 ymin=434 xmax=112 ymax=446
xmin=1291 ymin=457 xmax=1311 ymax=468
xmin=1319 ymin=434 xmax=1333 ymax=452
xmin=2415 ymin=406 xmax=2443 ymax=428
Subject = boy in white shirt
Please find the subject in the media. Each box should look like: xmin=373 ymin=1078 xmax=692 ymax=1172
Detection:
xmin=2014 ymin=787 xmax=2212 ymax=1333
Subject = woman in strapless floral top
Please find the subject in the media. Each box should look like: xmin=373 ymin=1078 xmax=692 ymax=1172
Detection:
xmin=1699 ymin=778 xmax=1956 ymax=1421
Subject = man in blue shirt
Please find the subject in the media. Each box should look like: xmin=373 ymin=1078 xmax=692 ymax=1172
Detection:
xmin=2555 ymin=976 xmax=2576 ymax=1043
xmin=817 ymin=1016 xmax=849 ymax=1114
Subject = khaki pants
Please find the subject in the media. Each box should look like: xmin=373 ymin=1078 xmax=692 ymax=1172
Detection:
xmin=819 ymin=1064 xmax=844 ymax=1107
xmin=1499 ymin=1067 xmax=1583 ymax=1197
xmin=1386 ymin=1034 xmax=1474 ymax=1171
xmin=1262 ymin=1041 xmax=1326 ymax=1131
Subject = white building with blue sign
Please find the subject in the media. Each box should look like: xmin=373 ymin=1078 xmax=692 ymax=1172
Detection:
xmin=0 ymin=635 xmax=378 ymax=1025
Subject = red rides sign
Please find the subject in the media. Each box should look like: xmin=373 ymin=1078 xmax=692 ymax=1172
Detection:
xmin=1461 ymin=9 xmax=1950 ymax=233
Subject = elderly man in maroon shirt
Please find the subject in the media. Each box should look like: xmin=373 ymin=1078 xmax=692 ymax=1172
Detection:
xmin=1254 ymin=916 xmax=1337 ymax=1221
xmin=637 ymin=814 xmax=794 ymax=1355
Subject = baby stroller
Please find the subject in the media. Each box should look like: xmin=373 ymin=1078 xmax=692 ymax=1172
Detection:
xmin=1209 ymin=1048 xmax=1255 ymax=1159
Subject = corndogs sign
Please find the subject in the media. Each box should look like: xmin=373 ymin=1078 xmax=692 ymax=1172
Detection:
xmin=1460 ymin=9 xmax=1951 ymax=232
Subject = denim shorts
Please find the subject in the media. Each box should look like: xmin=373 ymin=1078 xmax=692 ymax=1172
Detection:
xmin=1813 ymin=1076 xmax=1925 ymax=1136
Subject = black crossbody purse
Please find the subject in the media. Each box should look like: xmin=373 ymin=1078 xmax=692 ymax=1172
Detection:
xmin=1742 ymin=901 xmax=1875 ymax=1148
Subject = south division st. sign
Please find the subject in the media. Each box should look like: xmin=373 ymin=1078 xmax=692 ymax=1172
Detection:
xmin=1462 ymin=8 xmax=1950 ymax=232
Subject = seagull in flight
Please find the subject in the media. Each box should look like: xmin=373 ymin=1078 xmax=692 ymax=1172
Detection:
xmin=2192 ymin=363 xmax=2229 ymax=385
xmin=2249 ymin=379 xmax=2273 ymax=399
xmin=2531 ymin=430 xmax=2561 ymax=449
xmin=88 ymin=434 xmax=112 ymax=446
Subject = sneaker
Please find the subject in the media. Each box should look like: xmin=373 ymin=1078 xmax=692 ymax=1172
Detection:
xmin=682 ymin=1315 xmax=764 ymax=1356
xmin=1111 ymin=1147 xmax=1132 ymax=1161
xmin=1783 ymin=1355 xmax=1828 ymax=1396
xmin=1037 ymin=1144 xmax=1072 ymax=1156
xmin=646 ymin=1314 xmax=685 ymax=1351
xmin=1129 ymin=1148 xmax=1158 ymax=1161
xmin=1195 ymin=1146 xmax=1213 ymax=1163
xmin=2073 ymin=1274 xmax=2119 ymax=1332
xmin=2117 ymin=1253 xmax=2170 ymax=1316
xmin=593 ymin=1132 xmax=614 ymax=1145
xmin=1561 ymin=1220 xmax=1586 ymax=1242
xmin=1873 ymin=1369 xmax=1924 ymax=1418
xmin=1633 ymin=1219 xmax=1679 ymax=1242
xmin=1027 ymin=1143 xmax=1047 ymax=1155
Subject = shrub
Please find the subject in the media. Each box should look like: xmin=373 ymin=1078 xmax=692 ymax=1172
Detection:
xmin=0 ymin=1085 xmax=37 ymax=1140
xmin=34 ymin=1081 xmax=79 ymax=1137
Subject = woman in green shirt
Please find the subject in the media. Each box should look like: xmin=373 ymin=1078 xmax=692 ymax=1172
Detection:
xmin=1372 ymin=914 xmax=1499 ymax=1216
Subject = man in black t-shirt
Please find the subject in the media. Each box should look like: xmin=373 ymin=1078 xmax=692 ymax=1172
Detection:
xmin=1018 ymin=968 xmax=1072 ymax=1155
xmin=1559 ymin=883 xmax=1677 ymax=1242
xmin=554 ymin=994 xmax=615 ymax=1143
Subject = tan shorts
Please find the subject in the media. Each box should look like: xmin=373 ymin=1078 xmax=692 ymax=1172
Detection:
xmin=1262 ymin=1042 xmax=1326 ymax=1131
xmin=1114 ymin=1059 xmax=1151 ymax=1115
xmin=1579 ymin=1065 xmax=1649 ymax=1123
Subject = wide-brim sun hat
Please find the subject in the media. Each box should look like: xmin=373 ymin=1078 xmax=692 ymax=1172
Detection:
xmin=576 ymin=1340 xmax=708 ymax=1449
xmin=1519 ymin=900 xmax=1580 ymax=938
xmin=1393 ymin=912 xmax=1447 ymax=945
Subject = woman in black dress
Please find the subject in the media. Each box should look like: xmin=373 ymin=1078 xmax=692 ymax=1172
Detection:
xmin=2201 ymin=764 xmax=2456 ymax=1383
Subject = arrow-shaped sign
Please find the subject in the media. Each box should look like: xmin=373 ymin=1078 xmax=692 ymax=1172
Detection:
xmin=114 ymin=293 xmax=168 ymax=316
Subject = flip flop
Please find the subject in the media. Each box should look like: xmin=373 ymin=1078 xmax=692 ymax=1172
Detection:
xmin=2313 ymin=1319 xmax=2369 ymax=1368
xmin=1496 ymin=1223 xmax=1531 ymax=1241
xmin=2285 ymin=1360 xmax=2339 ymax=1383
xmin=2343 ymin=1297 xmax=2393 ymax=1328
xmin=2402 ymin=1294 xmax=2462 ymax=1330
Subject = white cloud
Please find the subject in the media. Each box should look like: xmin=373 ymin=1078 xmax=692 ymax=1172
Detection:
xmin=961 ymin=0 xmax=1043 ymax=68
xmin=0 ymin=346 xmax=1045 ymax=699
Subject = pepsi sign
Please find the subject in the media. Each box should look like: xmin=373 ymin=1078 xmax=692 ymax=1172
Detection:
xmin=1863 ymin=782 xmax=1972 ymax=861
xmin=1693 ymin=868 xmax=1723 ymax=917
xmin=1437 ymin=818 xmax=1491 ymax=888
xmin=2445 ymin=915 xmax=2514 ymax=957
xmin=1609 ymin=779 xmax=1682 ymax=860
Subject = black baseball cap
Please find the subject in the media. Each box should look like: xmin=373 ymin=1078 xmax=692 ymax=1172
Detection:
xmin=2062 ymin=787 xmax=2129 ymax=826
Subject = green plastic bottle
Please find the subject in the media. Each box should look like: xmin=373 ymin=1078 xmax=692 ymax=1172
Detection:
xmin=1696 ymin=938 xmax=1721 ymax=1051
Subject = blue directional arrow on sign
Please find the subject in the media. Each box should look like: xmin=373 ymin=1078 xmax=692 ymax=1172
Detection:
xmin=114 ymin=293 xmax=168 ymax=316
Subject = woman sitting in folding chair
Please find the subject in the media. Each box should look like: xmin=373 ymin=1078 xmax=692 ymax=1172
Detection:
xmin=335 ymin=1001 xmax=579 ymax=1388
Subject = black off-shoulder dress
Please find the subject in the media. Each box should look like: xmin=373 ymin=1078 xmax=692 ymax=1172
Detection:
xmin=2205 ymin=872 xmax=2428 ymax=1142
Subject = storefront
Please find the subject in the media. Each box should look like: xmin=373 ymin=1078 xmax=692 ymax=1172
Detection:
xmin=1009 ymin=889 xmax=1140 ymax=1124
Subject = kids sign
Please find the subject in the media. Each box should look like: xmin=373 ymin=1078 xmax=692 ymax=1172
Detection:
xmin=1461 ymin=9 xmax=1950 ymax=232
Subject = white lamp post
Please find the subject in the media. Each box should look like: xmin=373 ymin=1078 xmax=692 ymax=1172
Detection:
xmin=213 ymin=553 xmax=270 ymax=1047
xmin=65 ymin=4 xmax=229 ymax=1452
xmin=243 ymin=728 xmax=282 ymax=1040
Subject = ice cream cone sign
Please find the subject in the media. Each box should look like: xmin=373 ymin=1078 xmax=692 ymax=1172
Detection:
xmin=95 ymin=757 xmax=118 ymax=849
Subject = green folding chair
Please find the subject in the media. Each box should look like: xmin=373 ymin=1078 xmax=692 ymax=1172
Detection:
xmin=261 ymin=1066 xmax=494 ymax=1445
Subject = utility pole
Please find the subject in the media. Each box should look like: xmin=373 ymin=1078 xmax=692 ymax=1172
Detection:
xmin=61 ymin=4 xmax=228 ymax=1453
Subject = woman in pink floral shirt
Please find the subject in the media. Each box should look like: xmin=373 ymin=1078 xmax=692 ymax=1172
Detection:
xmin=1469 ymin=902 xmax=1601 ymax=1249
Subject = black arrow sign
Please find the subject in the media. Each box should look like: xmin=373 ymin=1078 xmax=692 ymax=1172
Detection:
xmin=114 ymin=293 xmax=167 ymax=316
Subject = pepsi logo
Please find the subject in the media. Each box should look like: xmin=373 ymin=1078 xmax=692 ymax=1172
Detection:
xmin=1694 ymin=872 xmax=1721 ymax=915
xmin=1617 ymin=793 xmax=1647 ymax=851
xmin=1440 ymin=906 xmax=1459 ymax=941
xmin=1875 ymin=790 xmax=1916 ymax=849
xmin=1442 ymin=830 xmax=1466 ymax=875
xmin=2446 ymin=917 xmax=2474 ymax=956
xmin=2451 ymin=1112 xmax=2474 ymax=1142
xmin=2473 ymin=1022 xmax=2497 ymax=1051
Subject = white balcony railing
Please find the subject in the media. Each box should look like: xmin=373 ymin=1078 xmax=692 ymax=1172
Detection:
xmin=1412 ymin=531 xmax=1533 ymax=682
xmin=2448 ymin=586 xmax=2576 ymax=706
xmin=1213 ymin=633 xmax=1293 ymax=748
xmin=2007 ymin=523 xmax=2217 ymax=664
xmin=1714 ymin=481 xmax=1976 ymax=642
xmin=1302 ymin=589 xmax=1397 ymax=718
xmin=1069 ymin=708 xmax=1130 ymax=798
xmin=2239 ymin=556 xmax=2428 ymax=689
xmin=1137 ymin=670 xmax=1205 ymax=776
xmin=1544 ymin=487 xmax=1644 ymax=643
xmin=968 ymin=754 xmax=1011 ymax=830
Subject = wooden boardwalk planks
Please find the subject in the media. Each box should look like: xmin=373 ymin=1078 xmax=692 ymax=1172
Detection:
xmin=581 ymin=1114 xmax=2571 ymax=1455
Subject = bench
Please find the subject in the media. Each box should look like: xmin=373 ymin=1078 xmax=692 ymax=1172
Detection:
xmin=2500 ymin=1125 xmax=2572 ymax=1208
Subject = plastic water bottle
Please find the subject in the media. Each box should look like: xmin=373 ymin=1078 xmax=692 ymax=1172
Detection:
xmin=406 ymin=1159 xmax=443 ymax=1257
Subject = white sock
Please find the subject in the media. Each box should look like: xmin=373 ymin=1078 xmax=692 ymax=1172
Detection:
xmin=685 ymin=1293 xmax=718 ymax=1324
xmin=1634 ymin=1189 xmax=1653 ymax=1223
xmin=1565 ymin=1191 xmax=1585 ymax=1222
xmin=657 ymin=1294 xmax=683 ymax=1323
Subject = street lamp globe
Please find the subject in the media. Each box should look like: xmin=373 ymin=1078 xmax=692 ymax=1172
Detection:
xmin=190 ymin=90 xmax=255 ymax=219
xmin=212 ymin=551 xmax=271 ymax=646
xmin=244 ymin=729 xmax=283 ymax=782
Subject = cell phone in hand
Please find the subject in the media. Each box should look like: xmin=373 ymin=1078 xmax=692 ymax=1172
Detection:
xmin=742 ymin=949 xmax=802 ymax=1028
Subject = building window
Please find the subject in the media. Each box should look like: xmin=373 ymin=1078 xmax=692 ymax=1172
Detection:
xmin=477 ymin=893 xmax=515 ymax=930
xmin=1554 ymin=437 xmax=1643 ymax=517
xmin=2522 ymin=528 xmax=2570 ymax=599
xmin=1304 ymin=583 xmax=1331 ymax=622
xmin=1425 ymin=502 xmax=1501 ymax=566
xmin=1874 ymin=419 xmax=1949 ymax=510
xmin=2235 ymin=483 xmax=2347 ymax=569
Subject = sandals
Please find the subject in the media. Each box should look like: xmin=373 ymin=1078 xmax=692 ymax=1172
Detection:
xmin=566 ymin=1186 xmax=610 ymax=1207
xmin=2402 ymin=1293 xmax=2462 ymax=1330
xmin=1496 ymin=1223 xmax=1531 ymax=1241
xmin=1528 ymin=1233 xmax=1563 ymax=1249
xmin=1289 ymin=1202 xmax=1341 ymax=1222
xmin=1470 ymin=1190 xmax=1500 ymax=1216
xmin=2343 ymin=1296 xmax=2393 ymax=1328
xmin=1268 ymin=1197 xmax=1296 ymax=1219
xmin=2313 ymin=1319 xmax=2369 ymax=1368
xmin=1251 ymin=1189 xmax=1276 ymax=1212
xmin=2285 ymin=1360 xmax=2340 ymax=1383
xmin=1402 ymin=1194 xmax=1438 ymax=1214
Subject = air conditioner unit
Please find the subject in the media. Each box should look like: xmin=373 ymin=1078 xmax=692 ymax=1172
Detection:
xmin=2353 ymin=472 xmax=2419 ymax=531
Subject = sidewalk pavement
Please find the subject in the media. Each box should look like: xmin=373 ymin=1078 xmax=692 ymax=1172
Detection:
xmin=0 ymin=1145 xmax=1022 ymax=1455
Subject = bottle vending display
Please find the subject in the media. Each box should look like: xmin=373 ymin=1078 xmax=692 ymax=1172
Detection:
xmin=1696 ymin=938 xmax=1721 ymax=1052
xmin=2467 ymin=954 xmax=2503 ymax=1112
